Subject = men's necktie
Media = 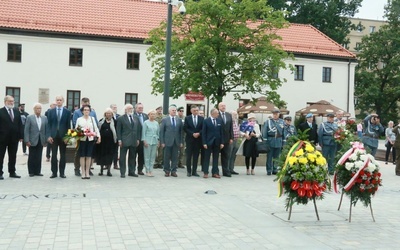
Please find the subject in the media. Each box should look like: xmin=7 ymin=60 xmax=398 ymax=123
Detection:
xmin=222 ymin=112 xmax=226 ymax=124
xmin=57 ymin=108 xmax=61 ymax=130
xmin=172 ymin=117 xmax=176 ymax=127
xmin=213 ymin=118 xmax=216 ymax=127
xmin=309 ymin=123 xmax=312 ymax=129
xmin=8 ymin=108 xmax=14 ymax=122
xmin=129 ymin=115 xmax=133 ymax=124
xmin=139 ymin=113 xmax=143 ymax=125
xmin=193 ymin=115 xmax=197 ymax=127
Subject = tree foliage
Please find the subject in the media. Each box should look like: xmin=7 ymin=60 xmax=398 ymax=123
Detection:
xmin=145 ymin=0 xmax=289 ymax=105
xmin=354 ymin=0 xmax=400 ymax=122
xmin=268 ymin=0 xmax=362 ymax=45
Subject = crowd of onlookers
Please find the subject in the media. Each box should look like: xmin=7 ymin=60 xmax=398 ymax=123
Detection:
xmin=1 ymin=94 xmax=399 ymax=180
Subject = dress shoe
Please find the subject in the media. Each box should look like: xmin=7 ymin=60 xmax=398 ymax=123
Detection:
xmin=272 ymin=171 xmax=278 ymax=175
xmin=35 ymin=174 xmax=44 ymax=176
xmin=192 ymin=173 xmax=200 ymax=177
xmin=203 ymin=174 xmax=208 ymax=178
xmin=165 ymin=172 xmax=170 ymax=177
xmin=212 ymin=174 xmax=221 ymax=179
xmin=75 ymin=170 xmax=81 ymax=176
xmin=29 ymin=174 xmax=34 ymax=177
xmin=46 ymin=158 xmax=50 ymax=162
xmin=0 ymin=175 xmax=4 ymax=180
xmin=121 ymin=175 xmax=126 ymax=178
xmin=89 ymin=170 xmax=93 ymax=176
xmin=60 ymin=175 xmax=66 ymax=178
xmin=50 ymin=175 xmax=57 ymax=178
xmin=223 ymin=173 xmax=231 ymax=177
xmin=138 ymin=171 xmax=145 ymax=175
xmin=107 ymin=172 xmax=112 ymax=177
xmin=128 ymin=173 xmax=138 ymax=177
xmin=99 ymin=172 xmax=103 ymax=176
xmin=251 ymin=170 xmax=255 ymax=175
xmin=9 ymin=173 xmax=21 ymax=178
xmin=267 ymin=172 xmax=272 ymax=176
xmin=171 ymin=172 xmax=178 ymax=177
xmin=187 ymin=173 xmax=191 ymax=177
xmin=230 ymin=171 xmax=239 ymax=175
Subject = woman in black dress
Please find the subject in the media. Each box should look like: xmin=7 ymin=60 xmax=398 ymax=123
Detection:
xmin=96 ymin=108 xmax=117 ymax=176
xmin=241 ymin=113 xmax=261 ymax=175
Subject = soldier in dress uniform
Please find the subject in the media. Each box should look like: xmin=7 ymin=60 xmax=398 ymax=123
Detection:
xmin=282 ymin=116 xmax=297 ymax=146
xmin=318 ymin=113 xmax=338 ymax=175
xmin=154 ymin=106 xmax=164 ymax=169
xmin=361 ymin=114 xmax=384 ymax=157
xmin=177 ymin=106 xmax=186 ymax=168
xmin=263 ymin=109 xmax=284 ymax=175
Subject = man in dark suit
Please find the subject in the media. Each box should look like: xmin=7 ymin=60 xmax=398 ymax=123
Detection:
xmin=110 ymin=104 xmax=120 ymax=170
xmin=218 ymin=102 xmax=233 ymax=177
xmin=160 ymin=105 xmax=183 ymax=177
xmin=44 ymin=102 xmax=56 ymax=162
xmin=117 ymin=104 xmax=141 ymax=178
xmin=134 ymin=102 xmax=149 ymax=175
xmin=183 ymin=105 xmax=204 ymax=177
xmin=202 ymin=108 xmax=225 ymax=178
xmin=18 ymin=103 xmax=29 ymax=156
xmin=298 ymin=113 xmax=318 ymax=145
xmin=46 ymin=96 xmax=71 ymax=178
xmin=0 ymin=95 xmax=23 ymax=179
xmin=24 ymin=103 xmax=48 ymax=177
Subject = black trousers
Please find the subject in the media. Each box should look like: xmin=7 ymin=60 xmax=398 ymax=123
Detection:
xmin=28 ymin=138 xmax=43 ymax=175
xmin=51 ymin=136 xmax=67 ymax=176
xmin=203 ymin=143 xmax=220 ymax=175
xmin=220 ymin=142 xmax=231 ymax=174
xmin=186 ymin=139 xmax=201 ymax=175
xmin=0 ymin=136 xmax=19 ymax=176
xmin=136 ymin=141 xmax=144 ymax=172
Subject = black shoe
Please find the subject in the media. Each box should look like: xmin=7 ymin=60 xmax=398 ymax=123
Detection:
xmin=385 ymin=162 xmax=388 ymax=164
xmin=121 ymin=175 xmax=125 ymax=178
xmin=75 ymin=170 xmax=81 ymax=177
xmin=60 ymin=175 xmax=66 ymax=178
xmin=9 ymin=173 xmax=21 ymax=178
xmin=187 ymin=173 xmax=192 ymax=177
xmin=272 ymin=171 xmax=277 ymax=175
xmin=223 ymin=173 xmax=232 ymax=177
xmin=107 ymin=172 xmax=112 ymax=177
xmin=99 ymin=172 xmax=103 ymax=176
xmin=89 ymin=170 xmax=93 ymax=176
xmin=35 ymin=174 xmax=43 ymax=176
xmin=29 ymin=174 xmax=34 ymax=177
xmin=230 ymin=171 xmax=239 ymax=175
xmin=329 ymin=171 xmax=334 ymax=175
xmin=138 ymin=172 xmax=145 ymax=175
xmin=50 ymin=175 xmax=57 ymax=178
xmin=267 ymin=172 xmax=272 ymax=176
xmin=192 ymin=173 xmax=200 ymax=177
xmin=128 ymin=173 xmax=138 ymax=177
xmin=0 ymin=175 xmax=4 ymax=180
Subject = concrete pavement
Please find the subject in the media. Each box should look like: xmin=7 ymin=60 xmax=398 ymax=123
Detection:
xmin=0 ymin=147 xmax=399 ymax=249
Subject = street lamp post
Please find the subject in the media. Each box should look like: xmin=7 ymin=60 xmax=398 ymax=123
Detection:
xmin=163 ymin=0 xmax=186 ymax=115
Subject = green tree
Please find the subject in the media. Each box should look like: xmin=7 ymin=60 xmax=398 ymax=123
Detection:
xmin=146 ymin=0 xmax=289 ymax=105
xmin=268 ymin=0 xmax=362 ymax=45
xmin=354 ymin=0 xmax=400 ymax=122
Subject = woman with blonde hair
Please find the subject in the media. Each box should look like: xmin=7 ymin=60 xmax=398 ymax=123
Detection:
xmin=142 ymin=109 xmax=160 ymax=176
xmin=95 ymin=108 xmax=117 ymax=176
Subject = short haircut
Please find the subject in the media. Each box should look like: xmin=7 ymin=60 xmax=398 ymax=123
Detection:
xmin=190 ymin=105 xmax=198 ymax=110
xmin=81 ymin=97 xmax=90 ymax=103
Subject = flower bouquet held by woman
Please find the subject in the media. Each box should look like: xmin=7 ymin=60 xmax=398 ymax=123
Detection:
xmin=276 ymin=138 xmax=331 ymax=220
xmin=63 ymin=126 xmax=84 ymax=147
xmin=334 ymin=141 xmax=382 ymax=222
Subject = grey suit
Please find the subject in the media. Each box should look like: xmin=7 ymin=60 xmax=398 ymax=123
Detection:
xmin=160 ymin=116 xmax=183 ymax=173
xmin=24 ymin=114 xmax=48 ymax=175
xmin=117 ymin=114 xmax=141 ymax=176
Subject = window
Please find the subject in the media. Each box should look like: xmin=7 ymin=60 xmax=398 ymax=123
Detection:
xmin=356 ymin=24 xmax=363 ymax=32
xmin=6 ymin=87 xmax=21 ymax=107
xmin=322 ymin=67 xmax=332 ymax=83
xmin=369 ymin=26 xmax=376 ymax=33
xmin=355 ymin=42 xmax=362 ymax=51
xmin=7 ymin=43 xmax=22 ymax=62
xmin=127 ymin=52 xmax=140 ymax=70
xmin=270 ymin=66 xmax=279 ymax=79
xmin=125 ymin=93 xmax=138 ymax=105
xmin=67 ymin=90 xmax=81 ymax=111
xmin=69 ymin=48 xmax=83 ymax=66
xmin=294 ymin=65 xmax=304 ymax=80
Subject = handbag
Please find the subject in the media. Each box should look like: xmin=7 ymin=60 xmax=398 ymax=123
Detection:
xmin=256 ymin=139 xmax=270 ymax=154
xmin=91 ymin=117 xmax=98 ymax=142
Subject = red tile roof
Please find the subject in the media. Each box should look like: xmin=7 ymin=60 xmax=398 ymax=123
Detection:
xmin=0 ymin=0 xmax=355 ymax=59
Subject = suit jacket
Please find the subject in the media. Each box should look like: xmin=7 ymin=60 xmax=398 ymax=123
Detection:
xmin=134 ymin=112 xmax=149 ymax=140
xmin=160 ymin=116 xmax=183 ymax=147
xmin=116 ymin=114 xmax=141 ymax=147
xmin=46 ymin=107 xmax=71 ymax=139
xmin=202 ymin=117 xmax=224 ymax=146
xmin=298 ymin=122 xmax=318 ymax=145
xmin=219 ymin=111 xmax=233 ymax=144
xmin=183 ymin=114 xmax=204 ymax=144
xmin=0 ymin=107 xmax=23 ymax=142
xmin=24 ymin=114 xmax=48 ymax=146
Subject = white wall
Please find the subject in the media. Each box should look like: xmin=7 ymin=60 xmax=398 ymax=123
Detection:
xmin=0 ymin=33 xmax=355 ymax=118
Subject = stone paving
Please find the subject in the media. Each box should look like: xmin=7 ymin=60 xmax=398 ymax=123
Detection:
xmin=0 ymin=144 xmax=400 ymax=249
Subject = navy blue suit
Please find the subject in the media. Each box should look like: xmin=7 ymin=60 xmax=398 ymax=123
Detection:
xmin=183 ymin=114 xmax=204 ymax=175
xmin=46 ymin=107 xmax=71 ymax=176
xmin=202 ymin=117 xmax=224 ymax=175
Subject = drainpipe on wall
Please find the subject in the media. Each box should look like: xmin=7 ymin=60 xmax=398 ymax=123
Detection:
xmin=347 ymin=59 xmax=351 ymax=113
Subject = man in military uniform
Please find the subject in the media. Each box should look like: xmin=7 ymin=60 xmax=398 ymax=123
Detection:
xmin=154 ymin=106 xmax=164 ymax=169
xmin=318 ymin=113 xmax=338 ymax=175
xmin=283 ymin=116 xmax=297 ymax=146
xmin=362 ymin=114 xmax=384 ymax=157
xmin=263 ymin=109 xmax=284 ymax=175
xmin=177 ymin=106 xmax=186 ymax=168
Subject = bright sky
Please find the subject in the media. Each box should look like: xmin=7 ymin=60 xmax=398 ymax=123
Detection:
xmin=355 ymin=0 xmax=387 ymax=20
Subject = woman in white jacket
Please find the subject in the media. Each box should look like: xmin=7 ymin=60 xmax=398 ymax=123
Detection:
xmin=75 ymin=105 xmax=100 ymax=179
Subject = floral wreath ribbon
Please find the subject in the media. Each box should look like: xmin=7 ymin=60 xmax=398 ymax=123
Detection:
xmin=333 ymin=141 xmax=369 ymax=193
xmin=277 ymin=140 xmax=304 ymax=197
